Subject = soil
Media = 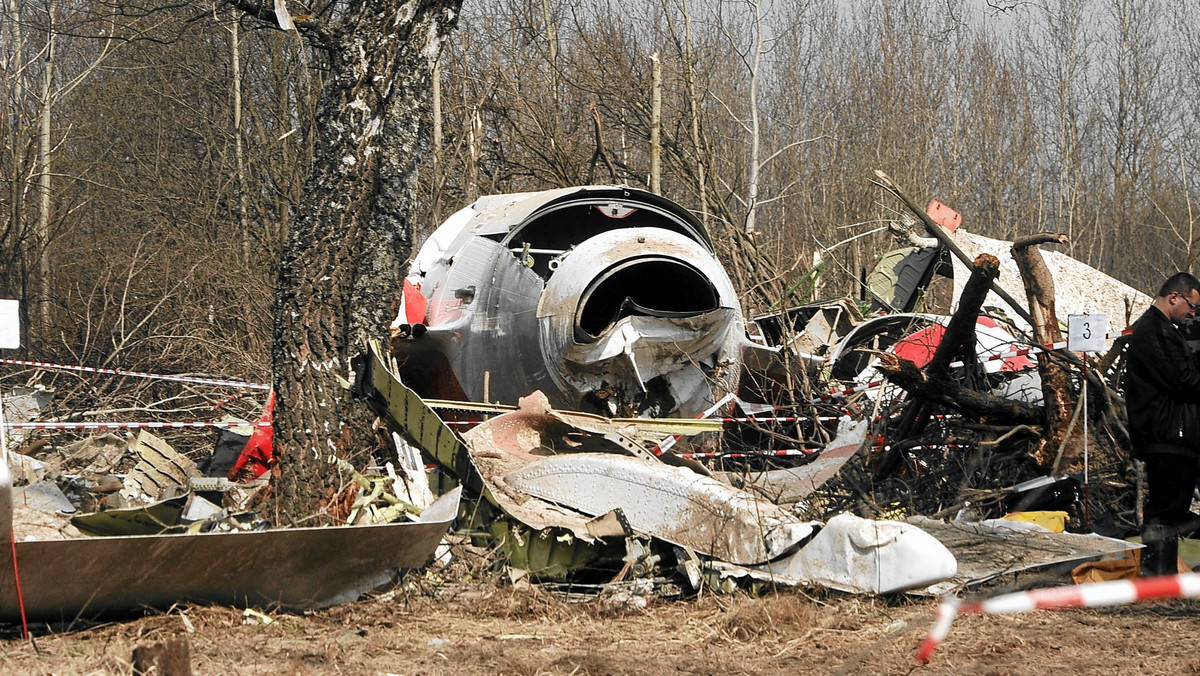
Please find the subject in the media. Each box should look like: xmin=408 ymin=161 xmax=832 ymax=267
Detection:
xmin=3 ymin=579 xmax=1199 ymax=675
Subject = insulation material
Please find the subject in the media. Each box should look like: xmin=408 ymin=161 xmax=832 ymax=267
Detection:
xmin=122 ymin=430 xmax=200 ymax=503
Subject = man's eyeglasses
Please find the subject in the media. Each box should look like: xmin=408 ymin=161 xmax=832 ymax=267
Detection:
xmin=1180 ymin=294 xmax=1200 ymax=313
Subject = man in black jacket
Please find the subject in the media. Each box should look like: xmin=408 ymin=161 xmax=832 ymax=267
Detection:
xmin=1126 ymin=272 xmax=1200 ymax=576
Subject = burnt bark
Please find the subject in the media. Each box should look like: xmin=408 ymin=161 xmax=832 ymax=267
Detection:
xmin=928 ymin=254 xmax=1002 ymax=377
xmin=231 ymin=2 xmax=462 ymax=524
xmin=889 ymin=253 xmax=1002 ymax=448
xmin=1011 ymin=233 xmax=1077 ymax=465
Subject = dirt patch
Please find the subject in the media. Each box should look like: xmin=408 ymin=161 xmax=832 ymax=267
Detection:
xmin=2 ymin=580 xmax=1199 ymax=675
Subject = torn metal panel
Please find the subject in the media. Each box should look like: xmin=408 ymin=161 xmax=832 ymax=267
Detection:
xmin=907 ymin=516 xmax=1140 ymax=593
xmin=0 ymin=487 xmax=460 ymax=622
xmin=711 ymin=513 xmax=959 ymax=594
xmin=504 ymin=453 xmax=817 ymax=566
xmin=719 ymin=417 xmax=868 ymax=505
xmin=867 ymin=246 xmax=946 ymax=312
xmin=14 ymin=481 xmax=76 ymax=514
xmin=69 ymin=496 xmax=188 ymax=536
xmin=390 ymin=433 xmax=436 ymax=510
xmin=749 ymin=299 xmax=862 ymax=377
xmin=422 ymin=398 xmax=728 ymax=440
xmin=3 ymin=387 xmax=51 ymax=444
xmin=353 ymin=343 xmax=488 ymax=499
xmin=6 ymin=451 xmax=45 ymax=484
xmin=354 ymin=343 xmax=959 ymax=591
xmin=950 ymin=229 xmax=1150 ymax=331
xmin=464 ymin=391 xmax=659 ymax=463
xmin=354 ymin=343 xmax=598 ymax=543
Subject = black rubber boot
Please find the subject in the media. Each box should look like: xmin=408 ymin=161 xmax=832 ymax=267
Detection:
xmin=1142 ymin=525 xmax=1179 ymax=577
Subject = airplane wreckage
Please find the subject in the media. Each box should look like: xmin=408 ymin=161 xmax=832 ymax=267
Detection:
xmin=0 ymin=178 xmax=1154 ymax=621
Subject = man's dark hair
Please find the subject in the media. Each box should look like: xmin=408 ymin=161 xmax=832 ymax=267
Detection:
xmin=1157 ymin=272 xmax=1200 ymax=297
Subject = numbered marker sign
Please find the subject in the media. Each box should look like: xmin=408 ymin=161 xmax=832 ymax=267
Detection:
xmin=0 ymin=299 xmax=18 ymax=349
xmin=1067 ymin=313 xmax=1106 ymax=353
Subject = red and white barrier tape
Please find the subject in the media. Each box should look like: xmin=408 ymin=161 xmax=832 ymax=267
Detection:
xmin=650 ymin=393 xmax=737 ymax=455
xmin=915 ymin=572 xmax=1200 ymax=665
xmin=4 ymin=420 xmax=271 ymax=430
xmin=212 ymin=391 xmax=252 ymax=410
xmin=716 ymin=415 xmax=840 ymax=423
xmin=947 ymin=327 xmax=1134 ymax=370
xmin=0 ymin=357 xmax=270 ymax=390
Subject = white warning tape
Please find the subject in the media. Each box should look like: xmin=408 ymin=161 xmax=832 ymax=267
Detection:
xmin=649 ymin=393 xmax=737 ymax=456
xmin=0 ymin=357 xmax=270 ymax=390
xmin=4 ymin=420 xmax=271 ymax=430
xmin=677 ymin=449 xmax=815 ymax=459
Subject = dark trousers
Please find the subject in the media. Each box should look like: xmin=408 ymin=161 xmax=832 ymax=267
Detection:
xmin=1142 ymin=451 xmax=1200 ymax=576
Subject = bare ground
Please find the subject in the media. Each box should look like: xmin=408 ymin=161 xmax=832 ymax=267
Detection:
xmin=3 ymin=579 xmax=1200 ymax=676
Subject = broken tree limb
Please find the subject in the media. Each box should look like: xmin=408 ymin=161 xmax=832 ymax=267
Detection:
xmin=895 ymin=254 xmax=1037 ymax=421
xmin=1012 ymin=232 xmax=1077 ymax=466
xmin=1011 ymin=232 xmax=1069 ymax=344
xmin=871 ymin=170 xmax=1035 ymax=326
xmin=889 ymin=253 xmax=1001 ymax=448
xmin=875 ymin=352 xmax=1042 ymax=423
xmin=927 ymin=253 xmax=1001 ymax=378
xmin=876 ymin=254 xmax=1032 ymax=478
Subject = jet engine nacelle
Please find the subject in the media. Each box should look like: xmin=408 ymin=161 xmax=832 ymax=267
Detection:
xmin=392 ymin=186 xmax=748 ymax=418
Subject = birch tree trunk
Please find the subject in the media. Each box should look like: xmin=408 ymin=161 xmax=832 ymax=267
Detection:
xmin=649 ymin=51 xmax=661 ymax=194
xmin=37 ymin=5 xmax=54 ymax=332
xmin=232 ymin=1 xmax=461 ymax=524
xmin=231 ymin=10 xmax=250 ymax=268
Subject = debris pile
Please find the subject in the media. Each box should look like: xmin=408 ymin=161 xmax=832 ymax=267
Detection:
xmin=0 ymin=179 xmax=1156 ymax=623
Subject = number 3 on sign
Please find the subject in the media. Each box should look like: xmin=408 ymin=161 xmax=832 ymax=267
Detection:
xmin=1068 ymin=313 xmax=1107 ymax=353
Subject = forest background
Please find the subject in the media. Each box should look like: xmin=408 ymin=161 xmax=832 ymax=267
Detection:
xmin=1 ymin=0 xmax=1197 ymax=419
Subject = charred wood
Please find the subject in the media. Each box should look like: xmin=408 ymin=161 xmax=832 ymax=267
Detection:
xmin=874 ymin=352 xmax=1041 ymax=424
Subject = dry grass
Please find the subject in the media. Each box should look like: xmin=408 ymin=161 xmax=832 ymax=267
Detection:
xmin=3 ymin=581 xmax=1200 ymax=675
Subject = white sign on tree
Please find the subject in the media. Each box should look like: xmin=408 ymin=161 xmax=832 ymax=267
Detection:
xmin=0 ymin=299 xmax=19 ymax=349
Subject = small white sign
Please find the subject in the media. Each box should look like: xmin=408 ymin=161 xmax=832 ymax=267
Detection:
xmin=0 ymin=299 xmax=18 ymax=349
xmin=1068 ymin=313 xmax=1106 ymax=352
